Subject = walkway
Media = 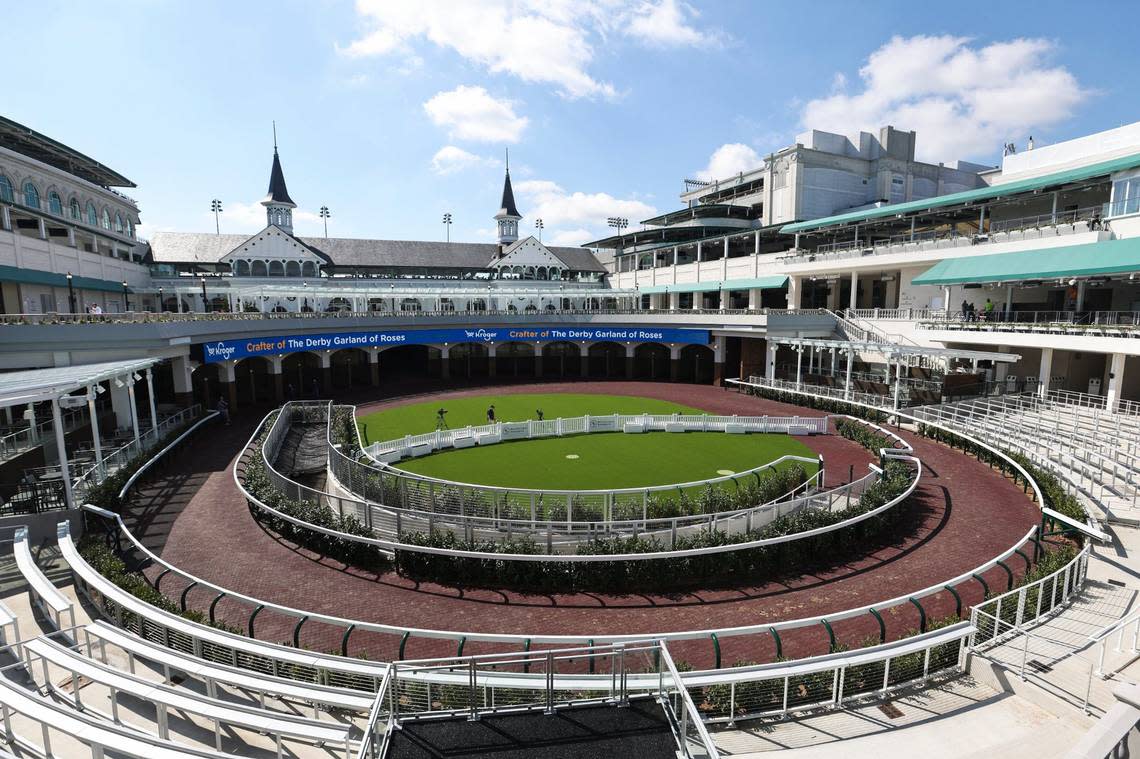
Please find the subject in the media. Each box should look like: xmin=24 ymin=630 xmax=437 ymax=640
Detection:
xmin=120 ymin=381 xmax=1041 ymax=668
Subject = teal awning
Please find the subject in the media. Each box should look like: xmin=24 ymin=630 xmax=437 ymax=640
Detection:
xmin=0 ymin=264 xmax=133 ymax=294
xmin=640 ymin=275 xmax=787 ymax=294
xmin=780 ymin=151 xmax=1140 ymax=234
xmin=911 ymin=238 xmax=1140 ymax=286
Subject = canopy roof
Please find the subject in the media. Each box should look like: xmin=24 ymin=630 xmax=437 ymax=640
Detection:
xmin=640 ymin=275 xmax=788 ymax=294
xmin=781 ymin=151 xmax=1140 ymax=234
xmin=766 ymin=335 xmax=1020 ymax=363
xmin=0 ymin=358 xmax=159 ymax=407
xmin=911 ymin=238 xmax=1140 ymax=286
xmin=0 ymin=115 xmax=136 ymax=188
xmin=0 ymin=264 xmax=134 ymax=294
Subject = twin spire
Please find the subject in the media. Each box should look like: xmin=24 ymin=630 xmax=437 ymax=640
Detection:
xmin=259 ymin=126 xmax=522 ymax=243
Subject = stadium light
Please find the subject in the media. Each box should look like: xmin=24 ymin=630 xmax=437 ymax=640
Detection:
xmin=319 ymin=206 xmax=331 ymax=238
xmin=442 ymin=212 xmax=452 ymax=242
xmin=210 ymin=199 xmax=223 ymax=234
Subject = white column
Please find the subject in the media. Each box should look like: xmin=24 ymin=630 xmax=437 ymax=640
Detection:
xmin=849 ymin=271 xmax=858 ymax=311
xmin=844 ymin=349 xmax=854 ymax=399
xmin=51 ymin=396 xmax=75 ymax=510
xmin=126 ymin=378 xmax=141 ymax=448
xmin=830 ymin=347 xmax=837 ymax=377
xmin=893 ymin=358 xmax=904 ymax=413
xmin=171 ymin=354 xmax=193 ymax=404
xmin=994 ymin=346 xmax=1010 ymax=383
xmin=87 ymin=387 xmax=103 ymax=472
xmin=748 ymin=288 xmax=760 ymax=310
xmin=788 ymin=276 xmax=800 ymax=311
xmin=145 ymin=368 xmax=159 ymax=437
xmin=943 ymin=286 xmax=952 ymax=314
xmin=1106 ymin=352 xmax=1126 ymax=411
xmin=1038 ymin=347 xmax=1054 ymax=399
xmin=696 ymin=241 xmax=703 ymax=263
xmin=765 ymin=342 xmax=777 ymax=381
xmin=1005 ymin=286 xmax=1013 ymax=316
xmin=1076 ymin=281 xmax=1086 ymax=311
xmin=795 ymin=347 xmax=804 ymax=390
xmin=110 ymin=379 xmax=133 ymax=430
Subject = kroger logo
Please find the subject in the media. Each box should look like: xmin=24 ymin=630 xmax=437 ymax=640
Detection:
xmin=206 ymin=342 xmax=238 ymax=360
xmin=463 ymin=328 xmax=497 ymax=342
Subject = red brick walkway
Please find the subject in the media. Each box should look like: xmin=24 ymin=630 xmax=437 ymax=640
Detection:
xmin=126 ymin=381 xmax=1040 ymax=667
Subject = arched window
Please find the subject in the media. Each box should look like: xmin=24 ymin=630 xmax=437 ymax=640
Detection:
xmin=23 ymin=182 xmax=39 ymax=209
xmin=126 ymin=219 xmax=134 ymax=238
xmin=234 ymin=260 xmax=250 ymax=276
xmin=0 ymin=175 xmax=11 ymax=203
xmin=86 ymin=202 xmax=97 ymax=226
xmin=251 ymin=260 xmax=267 ymax=276
xmin=285 ymin=261 xmax=300 ymax=277
xmin=268 ymin=261 xmax=284 ymax=276
xmin=48 ymin=192 xmax=62 ymax=215
xmin=69 ymin=198 xmax=80 ymax=220
xmin=114 ymin=213 xmax=123 ymax=233
xmin=101 ymin=209 xmax=110 ymax=229
xmin=301 ymin=261 xmax=316 ymax=277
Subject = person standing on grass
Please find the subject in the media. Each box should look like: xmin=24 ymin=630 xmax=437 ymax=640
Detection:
xmin=487 ymin=405 xmax=496 ymax=423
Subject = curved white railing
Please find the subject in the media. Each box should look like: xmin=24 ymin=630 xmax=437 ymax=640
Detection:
xmin=117 ymin=411 xmax=220 ymax=502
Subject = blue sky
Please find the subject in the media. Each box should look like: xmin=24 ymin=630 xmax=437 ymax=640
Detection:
xmin=4 ymin=0 xmax=1138 ymax=246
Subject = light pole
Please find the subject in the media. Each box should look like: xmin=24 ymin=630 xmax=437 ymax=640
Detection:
xmin=200 ymin=277 xmax=208 ymax=313
xmin=66 ymin=272 xmax=76 ymax=313
xmin=442 ymin=212 xmax=452 ymax=243
xmin=535 ymin=218 xmax=544 ymax=242
xmin=607 ymin=217 xmax=629 ymax=266
xmin=319 ymin=206 xmax=330 ymax=238
xmin=210 ymin=199 xmax=223 ymax=234
xmin=158 ymin=286 xmax=164 ymax=313
xmin=121 ymin=280 xmax=129 ymax=312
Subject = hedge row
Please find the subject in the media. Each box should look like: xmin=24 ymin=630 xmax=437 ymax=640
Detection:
xmin=391 ymin=460 xmax=916 ymax=593
xmin=744 ymin=385 xmax=888 ymax=423
xmin=241 ymin=412 xmax=389 ymax=573
xmin=835 ymin=418 xmax=893 ymax=452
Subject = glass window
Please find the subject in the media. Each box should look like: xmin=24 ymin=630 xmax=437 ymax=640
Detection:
xmin=251 ymin=260 xmax=267 ymax=276
xmin=268 ymin=261 xmax=284 ymax=276
xmin=49 ymin=192 xmax=63 ymax=215
xmin=1112 ymin=177 xmax=1140 ymax=216
xmin=114 ymin=213 xmax=123 ymax=233
xmin=0 ymin=175 xmax=12 ymax=203
xmin=23 ymin=182 xmax=39 ymax=209
xmin=101 ymin=209 xmax=110 ymax=229
xmin=234 ymin=260 xmax=250 ymax=276
xmin=69 ymin=198 xmax=81 ymax=220
xmin=86 ymin=202 xmax=97 ymax=226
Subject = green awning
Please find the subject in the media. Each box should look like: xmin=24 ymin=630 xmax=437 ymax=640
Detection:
xmin=780 ymin=151 xmax=1140 ymax=234
xmin=640 ymin=275 xmax=787 ymax=294
xmin=0 ymin=264 xmax=133 ymax=294
xmin=911 ymin=238 xmax=1140 ymax=286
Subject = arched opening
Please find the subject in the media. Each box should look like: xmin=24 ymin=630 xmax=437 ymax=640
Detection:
xmin=251 ymin=261 xmax=268 ymax=277
xmin=234 ymin=260 xmax=251 ymax=276
xmin=301 ymin=261 xmax=317 ymax=277
xmin=235 ymin=357 xmax=272 ymax=405
xmin=327 ymin=297 xmax=351 ymax=313
xmin=332 ymin=348 xmax=370 ymax=388
xmin=495 ymin=341 xmax=535 ymax=378
xmin=282 ymin=352 xmax=323 ymax=398
xmin=49 ymin=192 xmax=63 ymax=215
xmin=400 ymin=298 xmax=422 ymax=312
xmin=588 ymin=341 xmax=626 ymax=378
xmin=542 ymin=341 xmax=580 ymax=378
xmin=439 ymin=298 xmax=455 ymax=312
xmin=448 ymin=343 xmax=489 ymax=378
xmin=523 ymin=304 xmax=537 ymax=313
xmin=634 ymin=342 xmax=670 ymax=380
xmin=191 ymin=363 xmax=221 ymax=409
xmin=470 ymin=299 xmax=487 ymax=312
xmin=679 ymin=344 xmax=715 ymax=384
xmin=536 ymin=267 xmax=549 ymax=280
xmin=209 ymin=295 xmax=229 ymax=312
xmin=367 ymin=297 xmax=386 ymax=312
xmin=285 ymin=261 xmax=301 ymax=277
xmin=268 ymin=261 xmax=284 ymax=277
xmin=381 ymin=344 xmax=442 ymax=383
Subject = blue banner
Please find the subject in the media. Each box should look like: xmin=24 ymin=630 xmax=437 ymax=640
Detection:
xmin=202 ymin=325 xmax=711 ymax=362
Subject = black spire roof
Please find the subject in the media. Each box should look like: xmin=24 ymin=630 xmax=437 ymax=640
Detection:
xmin=262 ymin=149 xmax=296 ymax=208
xmin=497 ymin=167 xmax=520 ymax=219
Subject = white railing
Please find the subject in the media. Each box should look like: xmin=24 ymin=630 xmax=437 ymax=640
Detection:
xmin=365 ymin=412 xmax=829 ymax=462
xmin=117 ymin=410 xmax=220 ymax=502
xmin=0 ymin=404 xmax=91 ymax=460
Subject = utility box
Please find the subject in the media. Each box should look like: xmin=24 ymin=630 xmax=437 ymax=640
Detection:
xmin=1088 ymin=377 xmax=1102 ymax=396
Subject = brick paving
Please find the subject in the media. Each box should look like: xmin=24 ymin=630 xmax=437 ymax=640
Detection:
xmin=123 ymin=380 xmax=1040 ymax=667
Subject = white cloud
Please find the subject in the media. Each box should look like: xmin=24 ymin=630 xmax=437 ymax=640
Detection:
xmin=340 ymin=1 xmax=721 ymax=98
xmin=430 ymin=145 xmax=499 ymax=175
xmin=625 ymin=0 xmax=717 ymax=47
xmin=695 ymin=143 xmax=762 ymax=181
xmin=423 ymin=86 xmax=529 ymax=143
xmin=800 ymin=35 xmax=1088 ymax=163
xmin=515 ymin=178 xmax=656 ymax=245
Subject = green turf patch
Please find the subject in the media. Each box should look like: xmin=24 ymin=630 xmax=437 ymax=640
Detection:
xmin=356 ymin=393 xmax=818 ymax=491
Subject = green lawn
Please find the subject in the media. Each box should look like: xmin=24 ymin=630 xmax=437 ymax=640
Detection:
xmin=356 ymin=393 xmax=817 ymax=491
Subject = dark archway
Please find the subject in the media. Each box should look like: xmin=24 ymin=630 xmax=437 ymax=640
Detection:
xmin=679 ymin=344 xmax=715 ymax=384
xmin=542 ymin=341 xmax=580 ymax=378
xmin=234 ymin=357 xmax=272 ymax=406
xmin=495 ymin=342 xmax=535 ymax=378
xmin=282 ymin=352 xmax=323 ymax=398
xmin=382 ymin=345 xmax=442 ymax=382
xmin=634 ymin=342 xmax=670 ymax=380
xmin=448 ymin=343 xmax=490 ymax=378
xmin=588 ymin=341 xmax=626 ymax=378
xmin=332 ymin=348 xmax=370 ymax=388
xmin=191 ymin=363 xmax=221 ymax=409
